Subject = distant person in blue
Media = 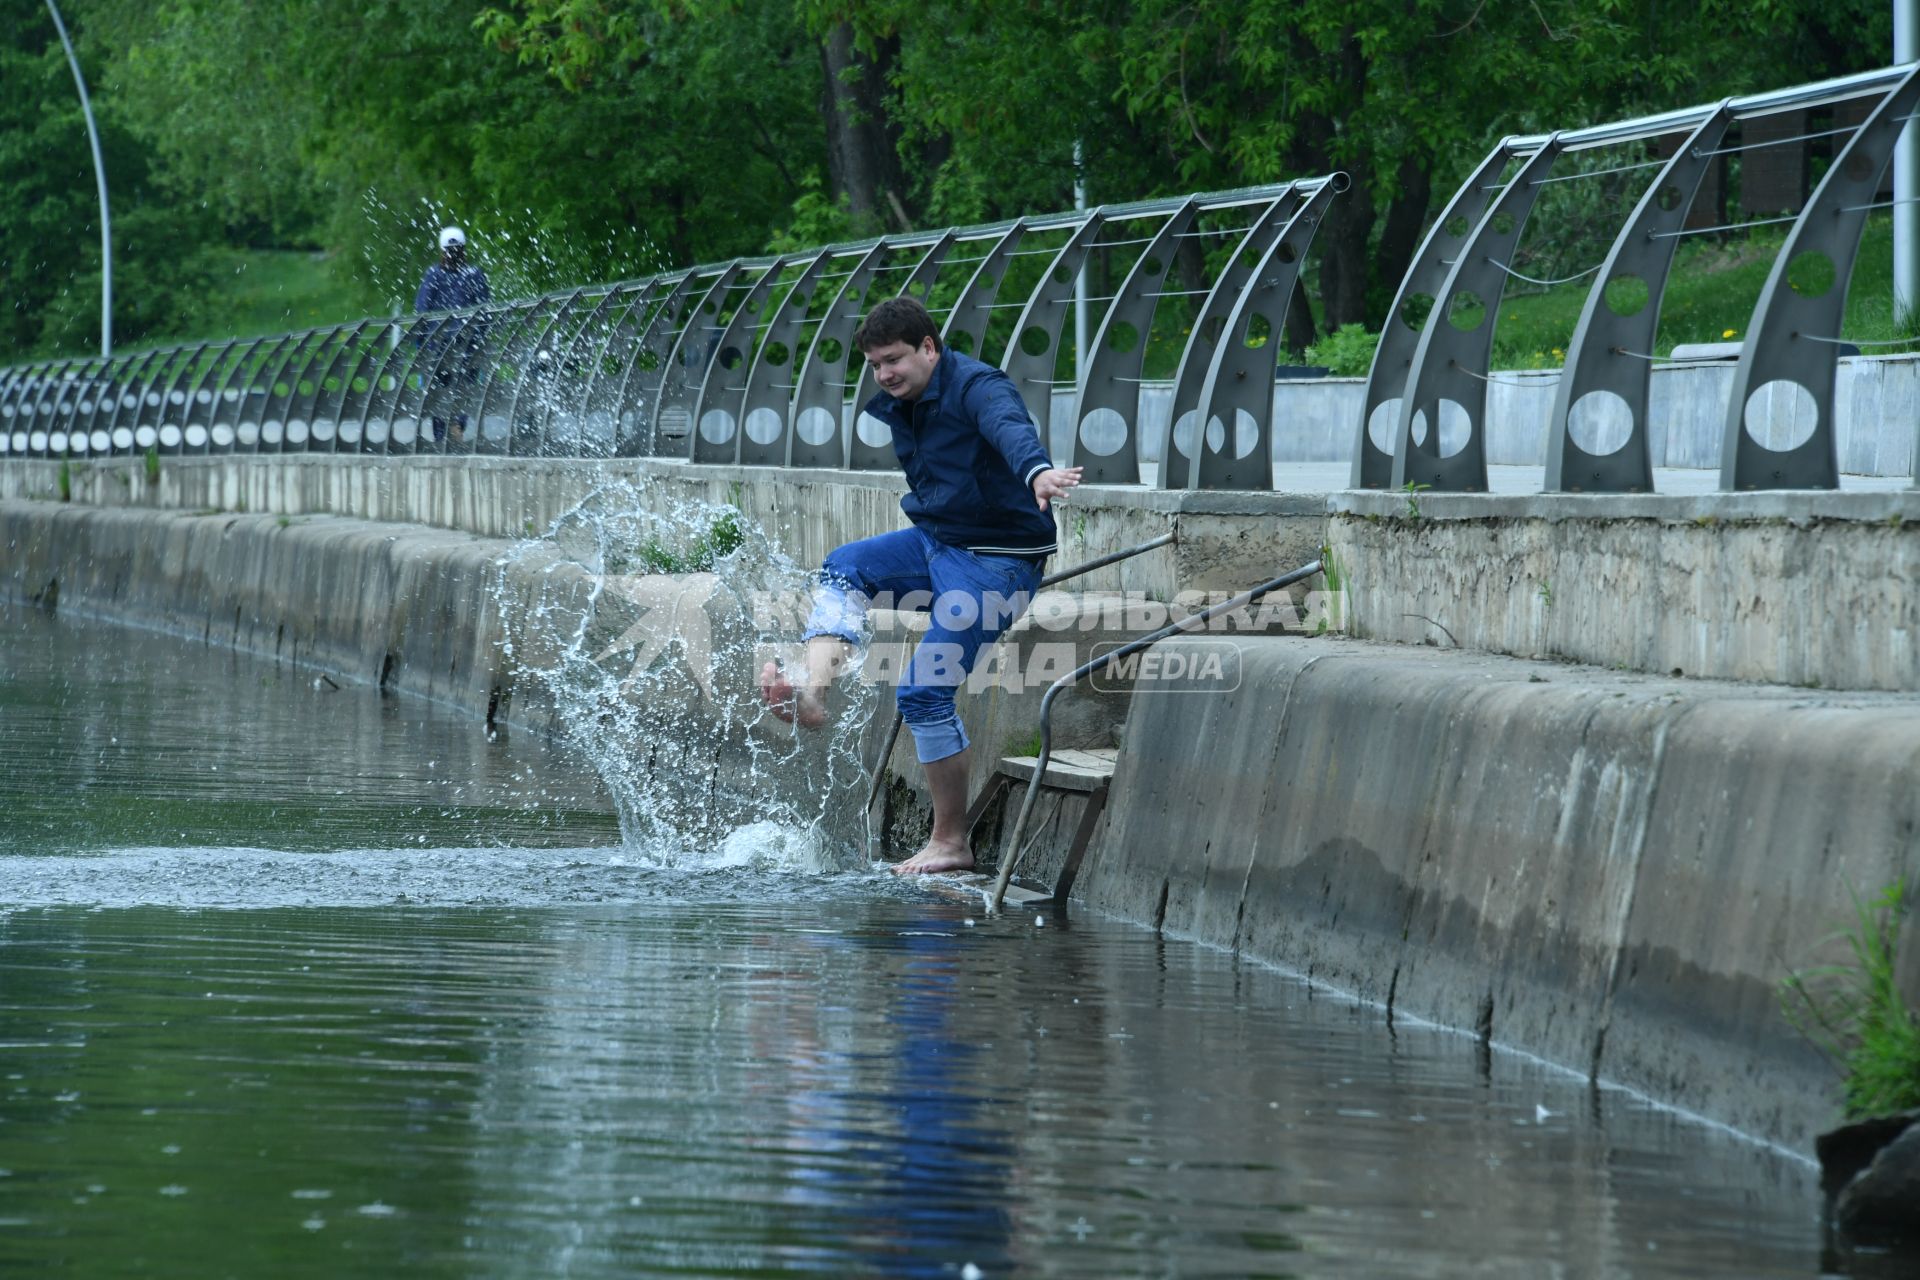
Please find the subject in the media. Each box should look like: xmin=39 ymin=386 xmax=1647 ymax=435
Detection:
xmin=414 ymin=225 xmax=491 ymax=445
xmin=759 ymin=296 xmax=1082 ymax=875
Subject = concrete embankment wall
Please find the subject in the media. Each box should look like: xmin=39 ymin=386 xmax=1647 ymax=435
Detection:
xmin=1080 ymin=636 xmax=1920 ymax=1151
xmin=7 ymin=488 xmax=1918 ymax=1151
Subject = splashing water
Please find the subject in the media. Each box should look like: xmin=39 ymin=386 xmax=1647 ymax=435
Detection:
xmin=358 ymin=190 xmax=667 ymax=312
xmin=495 ymin=479 xmax=880 ymax=869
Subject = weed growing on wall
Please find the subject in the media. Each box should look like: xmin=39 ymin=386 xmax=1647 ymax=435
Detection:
xmin=1780 ymin=879 xmax=1920 ymax=1120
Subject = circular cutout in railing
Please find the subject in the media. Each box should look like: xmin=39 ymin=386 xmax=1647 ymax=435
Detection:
xmin=79 ymin=400 xmax=94 ymax=415
xmin=1142 ymin=256 xmax=1164 ymax=278
xmin=1489 ymin=211 xmax=1516 ymax=236
xmin=1077 ymin=408 xmax=1128 ymax=457
xmin=1567 ymin=389 xmax=1634 ymax=456
xmin=1444 ymin=215 xmax=1470 ymax=237
xmin=145 ymin=392 xmax=161 ymax=407
xmin=90 ymin=430 xmax=109 ymax=453
xmin=698 ymin=409 xmax=736 ymax=444
xmin=855 ymin=410 xmax=890 ymax=448
xmin=57 ymin=432 xmax=77 ymax=454
xmin=393 ymin=418 xmax=419 ymax=446
xmin=1447 ymin=290 xmax=1487 ymax=331
xmin=111 ymin=428 xmax=132 ymax=451
xmin=363 ymin=419 xmax=387 ymax=445
xmin=1203 ymin=409 xmax=1260 ymax=458
xmin=1170 ymin=409 xmax=1200 ymax=458
xmin=1366 ymin=397 xmax=1403 ymax=455
xmin=1743 ymin=379 xmax=1818 ymax=452
xmin=1400 ymin=293 xmax=1435 ymax=332
xmin=159 ymin=425 xmax=183 ymax=448
xmin=29 ymin=432 xmax=47 ymax=452
xmin=1104 ymin=321 xmax=1139 ymax=355
xmin=1785 ymin=250 xmax=1836 ymax=299
xmin=1603 ymin=274 xmax=1650 ymax=318
xmin=311 ymin=419 xmax=336 ymax=442
xmin=1053 ymin=265 xmax=1072 ymax=287
xmin=946 ymin=331 xmax=975 ymax=355
xmin=211 ymin=424 xmax=235 ymax=448
xmin=743 ymin=407 xmax=783 ymax=445
xmin=1243 ymin=313 xmax=1272 ymax=349
xmin=1409 ymin=398 xmax=1473 ymax=458
xmin=237 ymin=421 xmax=260 ymax=445
xmin=196 ymin=388 xmax=212 ymax=404
xmin=1018 ymin=326 xmax=1050 ymax=358
xmin=13 ymin=432 xmax=29 ymax=452
xmin=224 ymin=387 xmax=241 ymax=401
xmin=718 ymin=346 xmax=744 ymax=371
xmin=1655 ymin=184 xmax=1684 ymax=212
xmin=169 ymin=389 xmax=186 ymax=405
xmin=815 ymin=337 xmax=843 ymax=366
xmin=134 ymin=426 xmax=157 ymax=448
xmin=0 ymin=405 xmax=11 ymax=418
xmin=260 ymin=421 xmax=282 ymax=445
xmin=795 ymin=406 xmax=837 ymax=447
xmin=761 ymin=341 xmax=790 ymax=368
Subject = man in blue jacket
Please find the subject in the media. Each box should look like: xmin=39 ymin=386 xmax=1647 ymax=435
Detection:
xmin=761 ymin=295 xmax=1082 ymax=875
xmin=414 ymin=226 xmax=491 ymax=445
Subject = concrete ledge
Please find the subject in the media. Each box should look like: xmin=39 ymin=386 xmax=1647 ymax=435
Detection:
xmin=1080 ymin=635 xmax=1920 ymax=1151
xmin=1327 ymin=498 xmax=1920 ymax=691
xmin=1331 ymin=487 xmax=1920 ymax=522
xmin=0 ymin=456 xmax=1324 ymax=602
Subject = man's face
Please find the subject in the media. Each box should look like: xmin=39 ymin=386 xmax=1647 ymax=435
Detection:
xmin=863 ymin=336 xmax=940 ymax=402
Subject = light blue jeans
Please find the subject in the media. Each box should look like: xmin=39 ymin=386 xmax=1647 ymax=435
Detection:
xmin=804 ymin=526 xmax=1042 ymax=764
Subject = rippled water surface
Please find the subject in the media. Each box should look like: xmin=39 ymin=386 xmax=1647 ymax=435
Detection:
xmin=1 ymin=604 xmax=1826 ymax=1277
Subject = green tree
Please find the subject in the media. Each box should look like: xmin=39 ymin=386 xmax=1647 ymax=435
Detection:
xmin=0 ymin=0 xmax=219 ymax=360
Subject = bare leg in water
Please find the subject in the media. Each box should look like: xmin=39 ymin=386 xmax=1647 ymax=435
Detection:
xmin=759 ymin=636 xmax=974 ymax=875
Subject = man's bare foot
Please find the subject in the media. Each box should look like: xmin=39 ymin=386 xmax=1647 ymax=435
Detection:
xmin=891 ymin=837 xmax=974 ymax=876
xmin=758 ymin=661 xmax=827 ymax=729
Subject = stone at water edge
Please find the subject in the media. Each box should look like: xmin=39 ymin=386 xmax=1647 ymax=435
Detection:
xmin=1817 ymin=1109 xmax=1920 ymax=1249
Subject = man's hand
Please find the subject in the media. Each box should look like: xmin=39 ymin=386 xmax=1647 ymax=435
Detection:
xmin=1032 ymin=466 xmax=1084 ymax=511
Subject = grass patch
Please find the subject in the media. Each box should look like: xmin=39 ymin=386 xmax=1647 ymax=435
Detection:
xmin=1780 ymin=878 xmax=1920 ymax=1120
xmin=150 ymin=248 xmax=375 ymax=349
xmin=1490 ymin=212 xmax=1905 ymax=369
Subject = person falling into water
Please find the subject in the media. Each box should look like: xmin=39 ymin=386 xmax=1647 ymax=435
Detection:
xmin=759 ymin=296 xmax=1083 ymax=875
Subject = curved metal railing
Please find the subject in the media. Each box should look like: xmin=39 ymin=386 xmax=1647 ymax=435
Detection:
xmin=0 ymin=175 xmax=1349 ymax=491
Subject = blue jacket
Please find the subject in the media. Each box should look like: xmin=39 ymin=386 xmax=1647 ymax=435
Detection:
xmin=414 ymin=264 xmax=490 ymax=314
xmin=862 ymin=350 xmax=1058 ymax=557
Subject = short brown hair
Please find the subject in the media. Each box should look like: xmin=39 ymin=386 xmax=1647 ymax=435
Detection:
xmin=854 ymin=295 xmax=942 ymax=354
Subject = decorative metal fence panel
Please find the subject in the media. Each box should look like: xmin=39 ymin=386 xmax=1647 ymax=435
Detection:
xmin=0 ymin=177 xmax=1348 ymax=491
xmin=1357 ymin=62 xmax=1920 ymax=493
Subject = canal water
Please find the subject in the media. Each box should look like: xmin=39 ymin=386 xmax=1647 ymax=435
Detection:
xmin=1 ymin=603 xmax=1829 ymax=1277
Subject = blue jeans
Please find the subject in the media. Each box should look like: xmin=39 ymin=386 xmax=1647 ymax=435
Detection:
xmin=804 ymin=526 xmax=1042 ymax=764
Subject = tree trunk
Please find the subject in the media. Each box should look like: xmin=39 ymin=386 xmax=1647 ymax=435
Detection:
xmin=820 ymin=24 xmax=912 ymax=233
xmin=1371 ymin=153 xmax=1433 ymax=328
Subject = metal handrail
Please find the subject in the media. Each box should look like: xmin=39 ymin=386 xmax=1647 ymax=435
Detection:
xmin=858 ymin=530 xmax=1178 ymax=835
xmin=986 ymin=557 xmax=1324 ymax=913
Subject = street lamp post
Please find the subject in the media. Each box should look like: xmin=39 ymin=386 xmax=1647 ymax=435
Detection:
xmin=46 ymin=0 xmax=111 ymax=358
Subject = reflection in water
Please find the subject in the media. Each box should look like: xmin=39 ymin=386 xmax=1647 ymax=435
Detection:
xmin=0 ymin=602 xmax=1829 ymax=1278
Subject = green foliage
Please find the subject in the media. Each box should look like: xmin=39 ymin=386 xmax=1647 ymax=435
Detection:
xmin=1401 ymin=480 xmax=1430 ymax=520
xmin=1780 ymin=879 xmax=1920 ymax=1120
xmin=57 ymin=459 xmax=71 ymax=502
xmin=142 ymin=444 xmax=158 ymax=482
xmin=1315 ymin=544 xmax=1344 ymax=635
xmin=1305 ymin=324 xmax=1380 ymax=377
xmin=0 ymin=0 xmax=1896 ymax=363
xmin=630 ymin=507 xmax=745 ymax=574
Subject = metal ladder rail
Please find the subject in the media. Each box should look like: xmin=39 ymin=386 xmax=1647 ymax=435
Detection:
xmin=858 ymin=529 xmax=1179 ymax=830
xmin=986 ymin=557 xmax=1325 ymax=914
